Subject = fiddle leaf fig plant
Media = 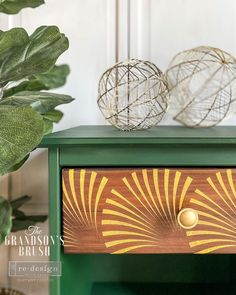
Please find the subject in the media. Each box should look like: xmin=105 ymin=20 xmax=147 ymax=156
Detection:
xmin=10 ymin=195 xmax=47 ymax=232
xmin=0 ymin=25 xmax=73 ymax=175
xmin=0 ymin=0 xmax=44 ymax=14
xmin=0 ymin=0 xmax=74 ymax=244
xmin=0 ymin=195 xmax=47 ymax=243
xmin=4 ymin=64 xmax=70 ymax=96
xmin=0 ymin=105 xmax=44 ymax=175
xmin=0 ymin=26 xmax=69 ymax=86
xmin=1 ymin=91 xmax=73 ymax=113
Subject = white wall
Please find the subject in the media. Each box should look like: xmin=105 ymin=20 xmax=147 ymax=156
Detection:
xmin=1 ymin=0 xmax=236 ymax=294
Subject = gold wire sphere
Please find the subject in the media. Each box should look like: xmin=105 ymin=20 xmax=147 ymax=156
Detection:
xmin=166 ymin=46 xmax=236 ymax=127
xmin=97 ymin=59 xmax=168 ymax=131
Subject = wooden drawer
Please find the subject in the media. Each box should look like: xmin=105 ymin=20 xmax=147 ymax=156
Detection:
xmin=62 ymin=168 xmax=236 ymax=254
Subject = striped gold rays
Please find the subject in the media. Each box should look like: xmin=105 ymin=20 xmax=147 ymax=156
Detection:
xmin=62 ymin=169 xmax=108 ymax=249
xmin=187 ymin=169 xmax=236 ymax=254
xmin=102 ymin=169 xmax=193 ymax=254
xmin=62 ymin=168 xmax=236 ymax=254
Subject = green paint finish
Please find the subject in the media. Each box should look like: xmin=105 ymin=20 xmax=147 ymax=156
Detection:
xmin=42 ymin=126 xmax=236 ymax=295
xmin=40 ymin=125 xmax=236 ymax=146
xmin=60 ymin=254 xmax=232 ymax=295
xmin=91 ymin=283 xmax=235 ymax=295
xmin=60 ymin=144 xmax=236 ymax=167
xmin=48 ymin=147 xmax=61 ymax=295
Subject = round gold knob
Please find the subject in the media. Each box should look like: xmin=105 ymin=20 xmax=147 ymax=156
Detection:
xmin=177 ymin=208 xmax=198 ymax=229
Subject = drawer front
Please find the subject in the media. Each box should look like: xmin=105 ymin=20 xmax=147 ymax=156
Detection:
xmin=62 ymin=168 xmax=236 ymax=254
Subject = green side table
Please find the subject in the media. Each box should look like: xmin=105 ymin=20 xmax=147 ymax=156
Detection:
xmin=40 ymin=125 xmax=236 ymax=295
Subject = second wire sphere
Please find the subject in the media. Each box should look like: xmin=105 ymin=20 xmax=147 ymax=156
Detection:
xmin=166 ymin=46 xmax=236 ymax=127
xmin=97 ymin=59 xmax=168 ymax=131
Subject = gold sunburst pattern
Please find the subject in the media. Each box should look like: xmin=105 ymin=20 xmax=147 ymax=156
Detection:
xmin=62 ymin=168 xmax=108 ymax=252
xmin=101 ymin=168 xmax=193 ymax=254
xmin=62 ymin=168 xmax=236 ymax=254
xmin=186 ymin=169 xmax=236 ymax=254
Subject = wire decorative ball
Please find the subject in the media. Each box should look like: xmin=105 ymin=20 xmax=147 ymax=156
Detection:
xmin=166 ymin=46 xmax=236 ymax=127
xmin=97 ymin=59 xmax=168 ymax=131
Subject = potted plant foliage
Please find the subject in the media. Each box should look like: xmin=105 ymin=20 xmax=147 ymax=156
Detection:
xmin=0 ymin=1 xmax=73 ymax=294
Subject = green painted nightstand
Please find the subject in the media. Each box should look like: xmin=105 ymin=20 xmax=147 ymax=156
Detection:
xmin=39 ymin=125 xmax=236 ymax=295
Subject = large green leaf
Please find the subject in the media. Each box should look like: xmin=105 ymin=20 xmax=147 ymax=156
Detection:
xmin=3 ymin=80 xmax=45 ymax=97
xmin=33 ymin=64 xmax=70 ymax=90
xmin=42 ymin=109 xmax=64 ymax=123
xmin=4 ymin=154 xmax=30 ymax=174
xmin=0 ymin=197 xmax=12 ymax=244
xmin=10 ymin=195 xmax=47 ymax=232
xmin=43 ymin=118 xmax=53 ymax=135
xmin=10 ymin=195 xmax=31 ymax=210
xmin=0 ymin=28 xmax=28 ymax=64
xmin=4 ymin=64 xmax=70 ymax=97
xmin=13 ymin=209 xmax=25 ymax=218
xmin=0 ymin=26 xmax=69 ymax=86
xmin=0 ymin=195 xmax=47 ymax=237
xmin=0 ymin=91 xmax=74 ymax=114
xmin=11 ymin=215 xmax=47 ymax=232
xmin=0 ymin=0 xmax=44 ymax=14
xmin=0 ymin=105 xmax=44 ymax=175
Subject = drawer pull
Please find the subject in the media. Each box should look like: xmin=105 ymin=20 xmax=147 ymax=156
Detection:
xmin=177 ymin=208 xmax=198 ymax=229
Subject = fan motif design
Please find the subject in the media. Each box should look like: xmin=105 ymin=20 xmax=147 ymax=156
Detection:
xmin=101 ymin=169 xmax=193 ymax=253
xmin=186 ymin=169 xmax=236 ymax=254
xmin=62 ymin=168 xmax=108 ymax=249
xmin=62 ymin=168 xmax=236 ymax=254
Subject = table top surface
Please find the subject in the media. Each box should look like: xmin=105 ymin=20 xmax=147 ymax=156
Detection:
xmin=39 ymin=125 xmax=236 ymax=147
